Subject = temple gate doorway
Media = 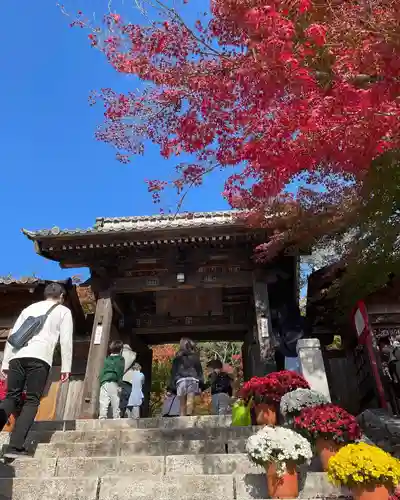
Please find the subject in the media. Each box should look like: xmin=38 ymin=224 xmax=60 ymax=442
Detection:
xmin=148 ymin=341 xmax=244 ymax=417
xmin=23 ymin=211 xmax=302 ymax=419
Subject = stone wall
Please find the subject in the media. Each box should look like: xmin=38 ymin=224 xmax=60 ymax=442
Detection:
xmin=358 ymin=409 xmax=400 ymax=457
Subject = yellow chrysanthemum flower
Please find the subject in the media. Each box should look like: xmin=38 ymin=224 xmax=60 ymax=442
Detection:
xmin=327 ymin=443 xmax=400 ymax=490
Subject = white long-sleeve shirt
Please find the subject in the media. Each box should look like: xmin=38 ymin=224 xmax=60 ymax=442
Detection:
xmin=1 ymin=300 xmax=73 ymax=373
xmin=121 ymin=344 xmax=137 ymax=384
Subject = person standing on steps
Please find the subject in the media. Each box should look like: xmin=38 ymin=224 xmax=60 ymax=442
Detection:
xmin=99 ymin=340 xmax=125 ymax=420
xmin=126 ymin=363 xmax=145 ymax=419
xmin=119 ymin=344 xmax=137 ymax=417
xmin=169 ymin=338 xmax=204 ymax=416
xmin=0 ymin=283 xmax=73 ymax=459
xmin=205 ymin=359 xmax=233 ymax=416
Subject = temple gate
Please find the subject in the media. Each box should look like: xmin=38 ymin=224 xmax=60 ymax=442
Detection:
xmin=23 ymin=211 xmax=300 ymax=418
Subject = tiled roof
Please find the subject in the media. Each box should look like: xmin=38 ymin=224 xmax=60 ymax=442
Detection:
xmin=22 ymin=210 xmax=243 ymax=240
xmin=0 ymin=276 xmax=41 ymax=286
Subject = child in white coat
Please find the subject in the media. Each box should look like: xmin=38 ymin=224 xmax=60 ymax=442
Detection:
xmin=127 ymin=363 xmax=145 ymax=419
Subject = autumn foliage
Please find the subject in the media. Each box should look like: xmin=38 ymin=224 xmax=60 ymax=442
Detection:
xmin=78 ymin=0 xmax=398 ymax=197
xmin=152 ymin=344 xmax=177 ymax=362
xmin=67 ymin=0 xmax=400 ymax=300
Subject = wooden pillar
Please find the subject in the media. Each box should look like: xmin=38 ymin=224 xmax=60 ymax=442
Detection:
xmin=241 ymin=340 xmax=250 ymax=381
xmin=243 ymin=329 xmax=259 ymax=379
xmin=252 ymin=273 xmax=276 ymax=375
xmin=80 ymin=290 xmax=113 ymax=419
xmin=55 ymin=378 xmax=70 ymax=421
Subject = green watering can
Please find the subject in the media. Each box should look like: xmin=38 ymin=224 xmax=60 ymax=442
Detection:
xmin=231 ymin=398 xmax=253 ymax=427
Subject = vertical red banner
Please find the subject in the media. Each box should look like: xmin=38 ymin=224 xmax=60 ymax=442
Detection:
xmin=352 ymin=301 xmax=387 ymax=409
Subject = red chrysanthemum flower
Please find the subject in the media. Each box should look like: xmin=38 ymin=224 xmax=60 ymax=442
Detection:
xmin=293 ymin=404 xmax=361 ymax=444
xmin=239 ymin=370 xmax=309 ymax=404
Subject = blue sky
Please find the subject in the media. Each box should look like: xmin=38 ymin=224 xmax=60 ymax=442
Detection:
xmin=0 ymin=1 xmax=229 ymax=280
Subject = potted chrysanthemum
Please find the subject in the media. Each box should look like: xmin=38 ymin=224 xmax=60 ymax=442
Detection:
xmin=293 ymin=403 xmax=361 ymax=470
xmin=280 ymin=388 xmax=329 ymax=424
xmin=246 ymin=426 xmax=313 ymax=498
xmin=240 ymin=371 xmax=309 ymax=426
xmin=327 ymin=442 xmax=400 ymax=500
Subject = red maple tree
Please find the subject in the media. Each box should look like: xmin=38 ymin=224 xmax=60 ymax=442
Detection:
xmin=152 ymin=344 xmax=177 ymax=363
xmin=65 ymin=0 xmax=399 ymax=297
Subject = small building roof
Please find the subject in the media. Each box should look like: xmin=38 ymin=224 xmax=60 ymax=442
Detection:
xmin=0 ymin=277 xmax=88 ymax=338
xmin=0 ymin=276 xmax=75 ymax=289
xmin=0 ymin=276 xmax=42 ymax=286
xmin=22 ymin=210 xmax=241 ymax=240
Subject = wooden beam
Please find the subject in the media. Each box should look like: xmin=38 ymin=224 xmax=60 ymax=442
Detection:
xmin=134 ymin=323 xmax=248 ymax=336
xmin=143 ymin=330 xmax=245 ymax=344
xmin=80 ymin=290 xmax=113 ymax=419
xmin=367 ymin=304 xmax=400 ymax=314
xmin=112 ymin=271 xmax=252 ymax=293
xmin=0 ymin=317 xmax=18 ymax=328
xmin=60 ymin=262 xmax=88 ymax=269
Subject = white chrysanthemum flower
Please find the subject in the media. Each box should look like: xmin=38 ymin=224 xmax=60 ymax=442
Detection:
xmin=246 ymin=426 xmax=312 ymax=475
xmin=280 ymin=388 xmax=328 ymax=419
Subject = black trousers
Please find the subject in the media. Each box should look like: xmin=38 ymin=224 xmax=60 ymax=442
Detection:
xmin=0 ymin=357 xmax=50 ymax=449
xmin=119 ymin=381 xmax=132 ymax=417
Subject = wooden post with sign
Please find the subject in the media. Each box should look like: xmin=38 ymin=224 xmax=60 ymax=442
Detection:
xmin=252 ymin=274 xmax=274 ymax=375
xmin=80 ymin=290 xmax=113 ymax=419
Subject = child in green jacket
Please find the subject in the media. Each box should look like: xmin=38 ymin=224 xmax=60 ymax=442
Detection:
xmin=99 ymin=340 xmax=125 ymax=419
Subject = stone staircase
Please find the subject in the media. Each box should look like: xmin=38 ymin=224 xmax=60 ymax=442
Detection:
xmin=0 ymin=416 xmax=349 ymax=500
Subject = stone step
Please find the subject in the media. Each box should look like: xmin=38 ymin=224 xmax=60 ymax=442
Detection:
xmin=0 ymin=477 xmax=99 ymax=500
xmin=0 ymin=473 xmax=349 ymax=500
xmin=29 ymin=415 xmax=233 ymax=432
xmin=0 ymin=453 xmax=261 ymax=478
xmin=32 ymin=438 xmax=247 ymax=458
xmin=1 ymin=425 xmax=257 ymax=448
xmin=0 ymin=454 xmax=325 ymax=479
xmin=0 ymin=458 xmax=57 ymax=478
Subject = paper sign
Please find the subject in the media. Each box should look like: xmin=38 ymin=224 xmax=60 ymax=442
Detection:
xmin=260 ymin=317 xmax=270 ymax=338
xmin=354 ymin=309 xmax=366 ymax=337
xmin=94 ymin=325 xmax=103 ymax=345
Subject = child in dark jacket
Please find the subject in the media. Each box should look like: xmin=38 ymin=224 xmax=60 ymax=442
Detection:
xmin=99 ymin=340 xmax=125 ymax=419
xmin=206 ymin=359 xmax=233 ymax=415
xmin=169 ymin=338 xmax=204 ymax=416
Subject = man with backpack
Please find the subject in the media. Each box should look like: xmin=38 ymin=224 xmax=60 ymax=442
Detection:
xmin=0 ymin=283 xmax=73 ymax=458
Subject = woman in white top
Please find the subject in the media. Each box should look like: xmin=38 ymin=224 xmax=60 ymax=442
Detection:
xmin=127 ymin=363 xmax=145 ymax=419
xmin=119 ymin=344 xmax=137 ymax=417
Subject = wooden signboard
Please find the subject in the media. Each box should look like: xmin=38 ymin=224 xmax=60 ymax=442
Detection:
xmin=156 ymin=289 xmax=222 ymax=317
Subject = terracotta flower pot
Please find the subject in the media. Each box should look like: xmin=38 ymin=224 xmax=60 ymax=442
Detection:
xmin=266 ymin=462 xmax=299 ymax=499
xmin=255 ymin=403 xmax=277 ymax=426
xmin=352 ymin=485 xmax=389 ymax=500
xmin=316 ymin=437 xmax=342 ymax=471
